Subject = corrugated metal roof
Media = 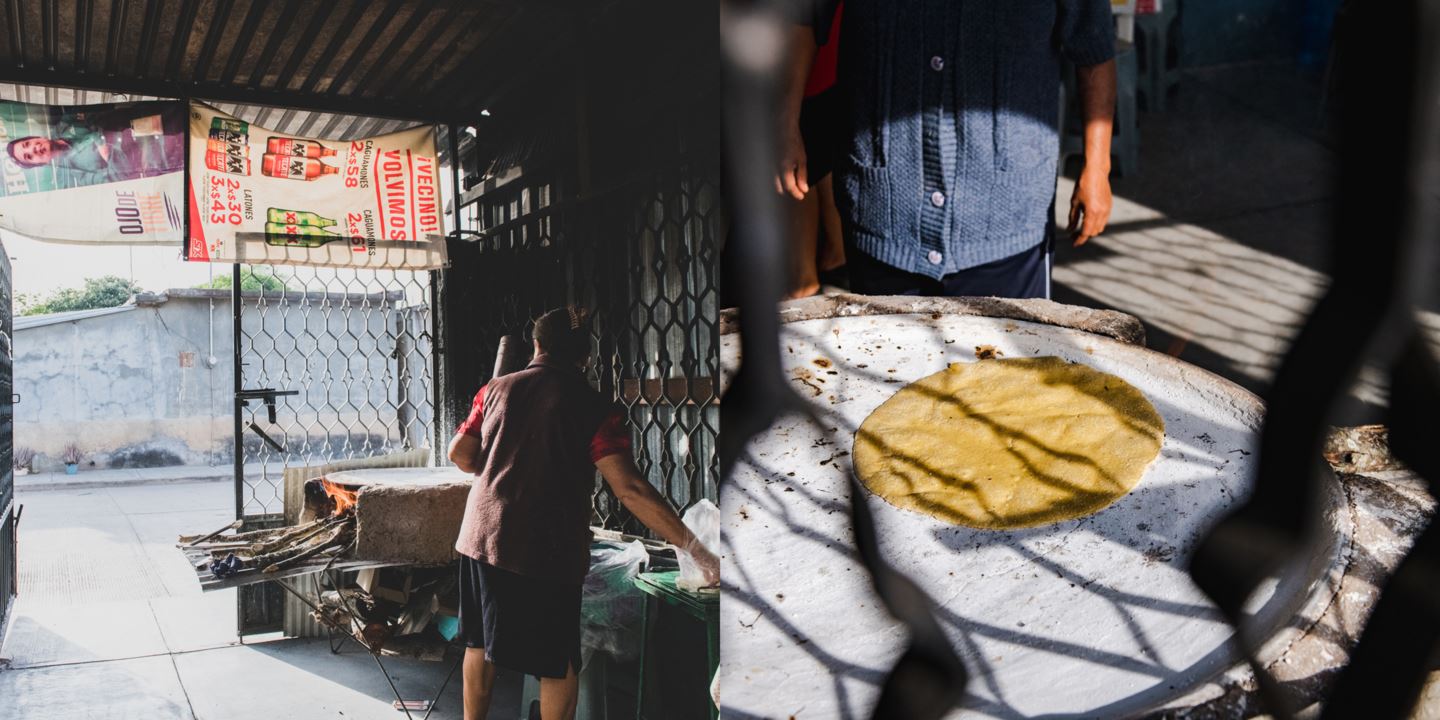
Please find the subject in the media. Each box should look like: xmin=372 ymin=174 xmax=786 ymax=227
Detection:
xmin=13 ymin=302 xmax=137 ymax=330
xmin=0 ymin=0 xmax=577 ymax=127
xmin=0 ymin=82 xmax=426 ymax=141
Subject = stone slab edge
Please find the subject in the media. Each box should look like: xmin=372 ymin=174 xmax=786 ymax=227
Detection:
xmin=720 ymin=294 xmax=1148 ymax=346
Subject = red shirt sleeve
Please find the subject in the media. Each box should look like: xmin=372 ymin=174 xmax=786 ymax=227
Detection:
xmin=456 ymin=385 xmax=488 ymax=438
xmin=589 ymin=407 xmax=633 ymax=463
xmin=803 ymin=2 xmax=843 ymax=97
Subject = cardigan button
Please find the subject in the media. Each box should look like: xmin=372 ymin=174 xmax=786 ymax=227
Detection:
xmin=927 ymin=250 xmax=943 ymax=265
xmin=930 ymin=55 xmax=945 ymax=72
xmin=930 ymin=191 xmax=946 ymax=207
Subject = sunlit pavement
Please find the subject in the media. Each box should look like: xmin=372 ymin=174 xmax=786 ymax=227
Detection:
xmin=0 ymin=481 xmax=515 ymax=719
xmin=1052 ymin=61 xmax=1437 ymax=423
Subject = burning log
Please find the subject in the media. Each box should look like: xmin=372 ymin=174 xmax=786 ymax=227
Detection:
xmin=262 ymin=527 xmax=353 ymax=573
xmin=180 ymin=468 xmax=472 ymax=587
xmin=183 ymin=516 xmax=331 ymax=550
xmin=202 ymin=521 xmax=354 ymax=579
xmin=250 ymin=515 xmax=350 ymax=556
xmin=180 ymin=519 xmax=243 ymax=547
xmin=182 ymin=478 xmax=363 ymax=581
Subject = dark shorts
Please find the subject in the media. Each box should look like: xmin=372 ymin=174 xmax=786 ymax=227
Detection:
xmin=458 ymin=557 xmax=582 ymax=679
xmin=846 ymin=238 xmax=1052 ymax=299
xmin=799 ymin=87 xmax=840 ymax=182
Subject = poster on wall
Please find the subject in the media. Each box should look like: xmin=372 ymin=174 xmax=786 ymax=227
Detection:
xmin=185 ymin=101 xmax=448 ymax=270
xmin=0 ymin=100 xmax=185 ymax=245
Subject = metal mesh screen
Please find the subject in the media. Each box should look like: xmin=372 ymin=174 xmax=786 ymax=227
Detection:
xmin=0 ymin=245 xmax=11 ymax=641
xmin=235 ymin=265 xmax=435 ymax=520
xmin=438 ymin=161 xmax=720 ymax=533
xmin=0 ymin=246 xmax=10 ymax=518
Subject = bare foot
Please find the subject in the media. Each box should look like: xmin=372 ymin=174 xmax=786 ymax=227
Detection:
xmin=786 ymin=282 xmax=821 ymax=300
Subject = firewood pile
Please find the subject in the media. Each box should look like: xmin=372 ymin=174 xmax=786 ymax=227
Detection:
xmin=178 ymin=512 xmax=357 ymax=580
xmin=312 ymin=567 xmax=458 ymax=658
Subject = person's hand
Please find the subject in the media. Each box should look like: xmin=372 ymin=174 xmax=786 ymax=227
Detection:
xmin=1068 ymin=165 xmax=1112 ymax=247
xmin=688 ymin=543 xmax=721 ymax=587
xmin=775 ymin=121 xmax=809 ymax=201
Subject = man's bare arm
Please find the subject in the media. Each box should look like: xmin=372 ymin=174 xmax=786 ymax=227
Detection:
xmin=447 ymin=433 xmax=481 ymax=474
xmin=596 ymin=454 xmax=719 ymax=585
xmin=777 ymin=25 xmax=819 ymax=201
xmin=1069 ymin=59 xmax=1116 ymax=247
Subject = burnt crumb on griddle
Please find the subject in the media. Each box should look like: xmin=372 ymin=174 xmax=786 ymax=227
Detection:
xmin=1143 ymin=545 xmax=1175 ymax=564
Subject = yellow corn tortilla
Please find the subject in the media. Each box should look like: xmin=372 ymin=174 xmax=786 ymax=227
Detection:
xmin=853 ymin=356 xmax=1165 ymax=529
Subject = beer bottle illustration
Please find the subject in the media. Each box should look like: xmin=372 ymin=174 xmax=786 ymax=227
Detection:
xmin=266 ymin=137 xmax=337 ymax=159
xmin=205 ymin=150 xmax=250 ymax=175
xmin=261 ymin=153 xmax=338 ymax=180
xmin=209 ymin=128 xmax=247 ymax=146
xmin=264 ymin=222 xmax=342 ymax=247
xmin=205 ymin=136 xmax=247 ymax=157
xmin=266 ymin=208 xmax=336 ymax=227
xmin=205 ymin=124 xmax=250 ymax=175
xmin=212 ymin=118 xmax=249 ymax=135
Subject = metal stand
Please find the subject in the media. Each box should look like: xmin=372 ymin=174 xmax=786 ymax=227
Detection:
xmin=270 ymin=568 xmax=463 ymax=720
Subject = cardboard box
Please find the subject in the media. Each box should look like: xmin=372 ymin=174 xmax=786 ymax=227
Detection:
xmin=356 ymin=567 xmax=414 ymax=605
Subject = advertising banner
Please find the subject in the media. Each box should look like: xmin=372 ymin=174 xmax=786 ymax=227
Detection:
xmin=185 ymin=102 xmax=448 ymax=270
xmin=0 ymin=100 xmax=185 ymax=245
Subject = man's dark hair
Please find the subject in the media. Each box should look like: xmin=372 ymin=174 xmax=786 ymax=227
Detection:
xmin=533 ymin=306 xmax=591 ymax=364
xmin=7 ymin=136 xmax=45 ymax=168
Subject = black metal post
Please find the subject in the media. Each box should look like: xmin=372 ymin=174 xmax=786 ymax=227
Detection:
xmin=231 ymin=262 xmax=243 ymax=522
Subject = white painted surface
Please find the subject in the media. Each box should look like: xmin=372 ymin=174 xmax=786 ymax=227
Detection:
xmin=326 ymin=466 xmax=473 ymax=487
xmin=720 ymin=312 xmax=1298 ymax=719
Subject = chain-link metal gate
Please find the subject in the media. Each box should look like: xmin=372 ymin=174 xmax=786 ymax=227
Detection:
xmin=437 ymin=157 xmax=720 ymax=534
xmin=232 ymin=263 xmax=434 ymax=635
xmin=0 ymin=242 xmax=13 ymax=649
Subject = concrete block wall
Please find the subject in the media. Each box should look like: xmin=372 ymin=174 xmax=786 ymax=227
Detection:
xmin=12 ymin=290 xmax=430 ymax=473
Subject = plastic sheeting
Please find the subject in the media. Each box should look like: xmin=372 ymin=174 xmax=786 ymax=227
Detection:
xmin=676 ymin=499 xmax=720 ymax=592
xmin=580 ymin=540 xmax=649 ymax=661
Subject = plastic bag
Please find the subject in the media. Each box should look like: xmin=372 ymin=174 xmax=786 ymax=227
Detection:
xmin=711 ymin=668 xmax=721 ymax=710
xmin=579 ymin=540 xmax=649 ymax=661
xmin=676 ymin=498 xmax=720 ymax=591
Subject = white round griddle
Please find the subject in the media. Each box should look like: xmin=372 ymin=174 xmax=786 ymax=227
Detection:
xmin=720 ymin=298 xmax=1344 ymax=719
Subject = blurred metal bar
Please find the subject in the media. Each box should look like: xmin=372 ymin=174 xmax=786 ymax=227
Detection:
xmin=161 ymin=0 xmax=199 ymax=79
xmin=191 ymin=0 xmax=233 ymax=80
xmin=273 ymin=0 xmax=331 ymax=90
xmin=219 ymin=0 xmax=269 ymax=84
xmin=407 ymin=5 xmax=485 ymax=97
xmin=347 ymin=0 xmax=432 ymax=98
xmin=717 ymin=2 xmax=970 ymax=718
xmin=72 ymin=0 xmax=90 ymax=70
xmin=374 ymin=0 xmax=463 ymax=99
xmin=246 ymin=0 xmax=298 ymax=87
xmin=295 ymin=0 xmax=367 ymax=94
xmin=132 ymin=0 xmax=161 ymax=76
xmin=38 ymin=0 xmax=53 ymax=68
xmin=319 ymin=0 xmax=405 ymax=96
xmin=5 ymin=0 xmax=26 ymax=68
xmin=102 ymin=0 xmax=129 ymax=75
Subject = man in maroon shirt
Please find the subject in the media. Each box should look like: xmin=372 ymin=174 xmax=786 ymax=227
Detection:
xmin=447 ymin=307 xmax=720 ymax=720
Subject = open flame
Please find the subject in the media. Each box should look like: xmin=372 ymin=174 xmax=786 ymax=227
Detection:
xmin=320 ymin=478 xmax=359 ymax=515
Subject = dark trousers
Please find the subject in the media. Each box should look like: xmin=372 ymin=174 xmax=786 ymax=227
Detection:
xmin=846 ymin=238 xmax=1052 ymax=299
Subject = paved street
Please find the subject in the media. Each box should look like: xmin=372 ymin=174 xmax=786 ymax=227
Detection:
xmin=0 ymin=480 xmax=519 ymax=720
xmin=1050 ymin=62 xmax=1438 ymax=425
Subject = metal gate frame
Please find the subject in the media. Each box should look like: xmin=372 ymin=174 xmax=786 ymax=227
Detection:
xmin=0 ymin=240 xmax=13 ymax=651
xmin=230 ymin=262 xmax=437 ymax=636
xmin=435 ymin=130 xmax=721 ymax=536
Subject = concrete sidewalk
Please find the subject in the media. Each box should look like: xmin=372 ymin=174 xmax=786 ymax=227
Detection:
xmin=15 ymin=464 xmax=261 ymax=492
xmin=0 ymin=480 xmax=518 ymax=719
